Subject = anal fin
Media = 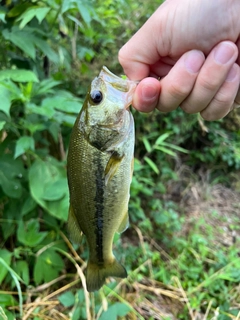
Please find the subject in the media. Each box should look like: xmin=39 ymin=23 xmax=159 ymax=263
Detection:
xmin=67 ymin=204 xmax=82 ymax=244
xmin=117 ymin=211 xmax=129 ymax=233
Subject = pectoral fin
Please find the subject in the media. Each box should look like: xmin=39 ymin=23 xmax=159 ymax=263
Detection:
xmin=104 ymin=151 xmax=124 ymax=186
xmin=117 ymin=211 xmax=129 ymax=233
xmin=67 ymin=204 xmax=82 ymax=244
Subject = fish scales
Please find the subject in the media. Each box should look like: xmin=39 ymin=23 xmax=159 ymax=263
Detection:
xmin=67 ymin=66 xmax=136 ymax=292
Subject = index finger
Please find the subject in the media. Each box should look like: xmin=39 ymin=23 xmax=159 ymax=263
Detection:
xmin=118 ymin=11 xmax=164 ymax=80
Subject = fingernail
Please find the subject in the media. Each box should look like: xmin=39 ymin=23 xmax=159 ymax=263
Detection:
xmin=184 ymin=50 xmax=205 ymax=73
xmin=214 ymin=42 xmax=235 ymax=64
xmin=226 ymin=65 xmax=237 ymax=82
xmin=141 ymin=83 xmax=158 ymax=101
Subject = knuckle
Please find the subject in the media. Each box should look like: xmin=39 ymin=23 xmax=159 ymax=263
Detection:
xmin=168 ymin=81 xmax=190 ymax=99
xmin=213 ymin=93 xmax=233 ymax=107
xmin=200 ymin=111 xmax=213 ymax=121
xmin=180 ymin=101 xmax=195 ymax=113
xmin=201 ymin=108 xmax=227 ymax=121
xmin=156 ymin=102 xmax=177 ymax=112
xmin=212 ymin=83 xmax=237 ymax=106
xmin=198 ymin=76 xmax=220 ymax=92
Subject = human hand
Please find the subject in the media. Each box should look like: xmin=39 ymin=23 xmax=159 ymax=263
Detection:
xmin=118 ymin=0 xmax=240 ymax=120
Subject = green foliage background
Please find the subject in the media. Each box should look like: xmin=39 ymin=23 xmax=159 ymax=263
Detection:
xmin=0 ymin=1 xmax=239 ymax=319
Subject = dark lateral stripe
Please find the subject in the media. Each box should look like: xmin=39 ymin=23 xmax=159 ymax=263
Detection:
xmin=94 ymin=156 xmax=104 ymax=263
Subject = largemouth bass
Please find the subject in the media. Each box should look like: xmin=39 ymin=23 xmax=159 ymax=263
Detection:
xmin=67 ymin=66 xmax=137 ymax=292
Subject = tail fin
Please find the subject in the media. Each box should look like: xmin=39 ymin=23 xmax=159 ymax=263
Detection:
xmin=86 ymin=259 xmax=127 ymax=292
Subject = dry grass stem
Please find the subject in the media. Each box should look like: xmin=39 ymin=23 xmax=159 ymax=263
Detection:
xmin=0 ymin=290 xmax=29 ymax=296
xmin=22 ymin=297 xmax=42 ymax=320
xmin=75 ymin=262 xmax=91 ymax=320
xmin=203 ymin=299 xmax=213 ymax=320
xmin=132 ymin=225 xmax=147 ymax=255
xmin=60 ymin=231 xmax=86 ymax=266
xmin=9 ymin=301 xmax=58 ymax=309
xmin=42 ymin=279 xmax=80 ymax=301
xmin=173 ymin=276 xmax=195 ymax=320
xmin=28 ymin=275 xmax=68 ymax=293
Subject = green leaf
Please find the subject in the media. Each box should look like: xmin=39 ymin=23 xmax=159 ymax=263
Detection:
xmin=14 ymin=136 xmax=35 ymax=158
xmin=0 ymin=69 xmax=38 ymax=83
xmin=0 ymin=294 xmax=17 ymax=308
xmin=77 ymin=46 xmax=95 ymax=61
xmin=0 ymin=155 xmax=24 ymax=199
xmin=48 ymin=122 xmax=60 ymax=142
xmin=144 ymin=156 xmax=159 ymax=174
xmin=17 ymin=220 xmax=48 ymax=247
xmin=21 ymin=196 xmax=37 ymax=216
xmin=26 ymin=91 xmax=82 ymax=120
xmin=7 ymin=3 xmax=32 ymax=17
xmin=41 ymin=94 xmax=82 ymax=114
xmin=26 ymin=102 xmax=55 ymax=118
xmin=54 ymin=112 xmax=78 ymax=126
xmin=29 ymin=159 xmax=69 ymax=221
xmin=0 ymin=250 xmax=12 ymax=284
xmin=35 ymin=39 xmax=59 ymax=63
xmin=0 ymin=80 xmax=22 ymax=99
xmin=17 ymin=7 xmax=50 ymax=29
xmin=0 ymin=199 xmax=21 ymax=240
xmin=154 ymin=145 xmax=177 ymax=157
xmin=99 ymin=303 xmax=131 ymax=320
xmin=33 ymin=79 xmax=62 ymax=96
xmin=0 ymin=85 xmax=11 ymax=116
xmin=72 ymin=306 xmax=82 ymax=320
xmin=67 ymin=15 xmax=83 ymax=29
xmin=61 ymin=0 xmax=75 ymax=13
xmin=76 ymin=0 xmax=92 ymax=24
xmin=0 ymin=12 xmax=6 ymax=23
xmin=161 ymin=142 xmax=189 ymax=154
xmin=42 ymin=178 xmax=68 ymax=201
xmin=34 ymin=249 xmax=64 ymax=285
xmin=2 ymin=28 xmax=36 ymax=59
xmin=0 ymin=307 xmax=15 ymax=320
xmin=142 ymin=137 xmax=152 ymax=153
xmin=58 ymin=291 xmax=75 ymax=307
xmin=3 ymin=27 xmax=58 ymax=63
xmin=13 ymin=261 xmax=30 ymax=285
xmin=0 ymin=258 xmax=24 ymax=316
xmin=154 ymin=132 xmax=172 ymax=146
xmin=0 ymin=121 xmax=6 ymax=130
xmin=20 ymin=120 xmax=46 ymax=135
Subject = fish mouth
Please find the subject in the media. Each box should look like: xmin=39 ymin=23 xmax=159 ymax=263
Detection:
xmin=124 ymin=80 xmax=137 ymax=109
xmin=99 ymin=66 xmax=138 ymax=110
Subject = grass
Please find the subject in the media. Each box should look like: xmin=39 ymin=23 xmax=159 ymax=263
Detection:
xmin=1 ymin=199 xmax=240 ymax=320
xmin=2 ymin=178 xmax=240 ymax=320
xmin=3 ymin=239 xmax=239 ymax=319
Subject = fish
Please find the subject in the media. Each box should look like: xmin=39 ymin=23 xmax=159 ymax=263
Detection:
xmin=66 ymin=66 xmax=137 ymax=292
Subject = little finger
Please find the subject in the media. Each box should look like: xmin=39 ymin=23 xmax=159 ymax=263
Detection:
xmin=200 ymin=63 xmax=240 ymax=120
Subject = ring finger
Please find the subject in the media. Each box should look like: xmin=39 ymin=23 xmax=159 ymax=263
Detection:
xmin=201 ymin=63 xmax=240 ymax=120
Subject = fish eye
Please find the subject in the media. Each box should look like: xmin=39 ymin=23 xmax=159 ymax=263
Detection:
xmin=90 ymin=90 xmax=103 ymax=104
